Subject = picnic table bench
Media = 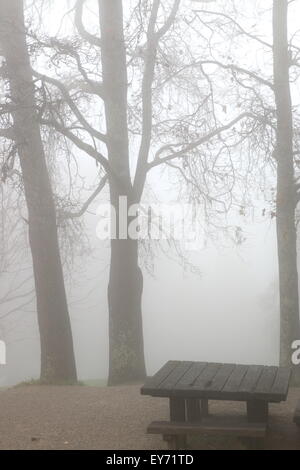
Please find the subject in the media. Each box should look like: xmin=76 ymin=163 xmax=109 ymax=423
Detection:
xmin=141 ymin=360 xmax=291 ymax=449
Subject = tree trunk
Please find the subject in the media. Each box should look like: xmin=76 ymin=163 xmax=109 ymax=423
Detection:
xmin=0 ymin=0 xmax=77 ymax=383
xmin=273 ymin=0 xmax=300 ymax=382
xmin=99 ymin=0 xmax=146 ymax=384
xmin=108 ymin=232 xmax=146 ymax=385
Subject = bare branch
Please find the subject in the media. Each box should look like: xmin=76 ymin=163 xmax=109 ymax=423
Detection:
xmin=193 ymin=9 xmax=272 ymax=49
xmin=62 ymin=175 xmax=108 ymax=219
xmin=199 ymin=60 xmax=274 ymax=90
xmin=32 ymin=69 xmax=107 ymax=144
xmin=134 ymin=0 xmax=181 ymax=199
xmin=156 ymin=0 xmax=180 ymax=40
xmin=0 ymin=296 xmax=35 ymax=321
xmin=134 ymin=0 xmax=160 ymax=198
xmin=75 ymin=0 xmax=101 ymax=47
xmin=148 ymin=112 xmax=253 ymax=169
xmin=40 ymin=118 xmax=110 ymax=174
xmin=65 ymin=78 xmax=105 ymax=99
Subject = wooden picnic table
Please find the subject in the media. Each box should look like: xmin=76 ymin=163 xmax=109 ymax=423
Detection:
xmin=141 ymin=361 xmax=291 ymax=448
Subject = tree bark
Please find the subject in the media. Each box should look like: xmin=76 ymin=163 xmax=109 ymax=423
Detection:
xmin=108 ymin=233 xmax=146 ymax=385
xmin=273 ymin=0 xmax=300 ymax=381
xmin=99 ymin=0 xmax=146 ymax=384
xmin=0 ymin=0 xmax=77 ymax=383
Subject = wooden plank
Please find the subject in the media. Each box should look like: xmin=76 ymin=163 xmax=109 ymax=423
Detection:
xmin=160 ymin=361 xmax=193 ymax=390
xmin=201 ymin=399 xmax=209 ymax=417
xmin=207 ymin=363 xmax=236 ymax=392
xmin=142 ymin=361 xmax=291 ymax=402
xmin=254 ymin=366 xmax=278 ymax=394
xmin=222 ymin=365 xmax=248 ymax=393
xmin=192 ymin=363 xmax=221 ymax=390
xmin=175 ymin=362 xmax=207 ymax=388
xmin=239 ymin=365 xmax=263 ymax=394
xmin=271 ymin=367 xmax=291 ymax=399
xmin=191 ymin=363 xmax=222 ymax=391
xmin=141 ymin=361 xmax=179 ymax=394
xmin=147 ymin=418 xmax=267 ymax=438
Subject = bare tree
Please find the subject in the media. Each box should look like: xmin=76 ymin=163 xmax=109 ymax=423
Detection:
xmin=273 ymin=0 xmax=300 ymax=379
xmin=0 ymin=0 xmax=77 ymax=383
xmin=187 ymin=0 xmax=300 ymax=380
xmin=27 ymin=0 xmax=256 ymax=384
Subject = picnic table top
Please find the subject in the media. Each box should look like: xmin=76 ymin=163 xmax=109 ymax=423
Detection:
xmin=141 ymin=360 xmax=291 ymax=403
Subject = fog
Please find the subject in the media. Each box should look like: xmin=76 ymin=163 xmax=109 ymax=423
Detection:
xmin=1 ymin=0 xmax=296 ymax=387
xmin=1 ymin=184 xmax=280 ymax=386
xmin=2 ymin=0 xmax=300 ymax=453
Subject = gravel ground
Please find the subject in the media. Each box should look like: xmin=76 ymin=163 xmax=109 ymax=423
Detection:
xmin=0 ymin=385 xmax=299 ymax=450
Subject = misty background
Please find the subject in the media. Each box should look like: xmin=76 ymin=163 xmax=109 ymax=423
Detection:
xmin=0 ymin=169 xmax=280 ymax=386
xmin=1 ymin=0 xmax=299 ymax=386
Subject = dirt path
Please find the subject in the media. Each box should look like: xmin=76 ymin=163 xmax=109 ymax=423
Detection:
xmin=0 ymin=385 xmax=299 ymax=449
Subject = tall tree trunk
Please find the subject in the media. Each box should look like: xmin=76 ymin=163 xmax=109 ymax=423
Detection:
xmin=0 ymin=0 xmax=77 ymax=383
xmin=99 ymin=0 xmax=146 ymax=385
xmin=273 ymin=0 xmax=300 ymax=382
xmin=108 ymin=230 xmax=146 ymax=385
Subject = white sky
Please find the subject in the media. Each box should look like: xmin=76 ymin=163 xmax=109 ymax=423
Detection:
xmin=2 ymin=0 xmax=300 ymax=384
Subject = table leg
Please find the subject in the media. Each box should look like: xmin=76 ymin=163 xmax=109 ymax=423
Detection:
xmin=247 ymin=400 xmax=268 ymax=423
xmin=201 ymin=399 xmax=209 ymax=417
xmin=170 ymin=397 xmax=186 ymax=421
xmin=186 ymin=399 xmax=201 ymax=422
xmin=168 ymin=398 xmax=187 ymax=449
xmin=163 ymin=435 xmax=178 ymax=450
